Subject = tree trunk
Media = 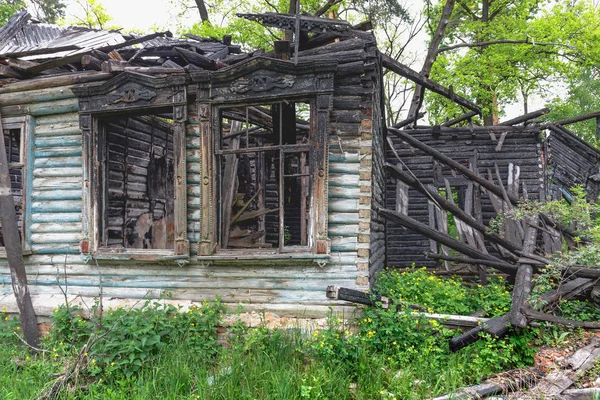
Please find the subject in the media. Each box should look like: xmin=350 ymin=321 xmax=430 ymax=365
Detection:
xmin=0 ymin=116 xmax=39 ymax=348
xmin=194 ymin=0 xmax=209 ymax=23
xmin=406 ymin=0 xmax=455 ymax=122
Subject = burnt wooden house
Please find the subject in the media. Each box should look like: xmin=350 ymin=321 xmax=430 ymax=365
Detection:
xmin=0 ymin=11 xmax=599 ymax=320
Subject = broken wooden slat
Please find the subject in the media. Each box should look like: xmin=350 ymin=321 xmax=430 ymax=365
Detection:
xmin=441 ymin=111 xmax=478 ymax=127
xmin=527 ymin=338 xmax=600 ymax=397
xmin=522 ymin=308 xmax=600 ymax=329
xmin=174 ymin=47 xmax=218 ymax=70
xmin=233 ymin=207 xmax=278 ymax=224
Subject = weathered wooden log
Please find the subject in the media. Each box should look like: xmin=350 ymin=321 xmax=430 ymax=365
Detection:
xmin=0 ymin=71 xmax=111 ymax=94
xmin=498 ymin=107 xmax=549 ymax=126
xmin=450 ymin=277 xmax=596 ymax=352
xmin=561 ymin=388 xmax=600 ymax=399
xmin=381 ymin=53 xmax=481 ymax=114
xmin=81 ymin=55 xmax=103 ymax=71
xmin=375 ymin=205 xmax=517 ymax=275
xmin=295 ymin=37 xmax=365 ymax=57
xmin=0 ymin=115 xmax=40 ymax=347
xmin=424 ymin=252 xmax=516 ymax=270
xmin=326 ymin=286 xmax=389 ymax=308
xmin=510 ymin=215 xmax=539 ymax=328
xmin=174 ymin=47 xmax=218 ymax=70
xmin=522 ymin=308 xmax=600 ymax=329
xmin=441 ymin=111 xmax=478 ymax=127
xmin=392 ymin=112 xmax=426 ymax=129
xmin=432 ymin=367 xmax=543 ymax=400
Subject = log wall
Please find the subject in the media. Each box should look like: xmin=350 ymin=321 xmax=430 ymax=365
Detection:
xmin=386 ymin=129 xmax=543 ymax=268
xmin=0 ymin=34 xmax=379 ymax=318
xmin=546 ymin=128 xmax=600 ymax=201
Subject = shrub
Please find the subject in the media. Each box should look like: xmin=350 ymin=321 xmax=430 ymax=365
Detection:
xmin=46 ymin=298 xmax=225 ymax=378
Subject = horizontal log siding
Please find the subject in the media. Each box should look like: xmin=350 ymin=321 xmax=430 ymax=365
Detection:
xmin=368 ymin=51 xmax=386 ymax=284
xmin=0 ymin=37 xmax=378 ymax=318
xmin=546 ymin=130 xmax=600 ymax=201
xmin=386 ymin=130 xmax=542 ymax=268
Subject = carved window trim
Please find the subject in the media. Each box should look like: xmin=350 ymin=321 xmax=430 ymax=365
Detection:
xmin=73 ymin=72 xmax=189 ymax=260
xmin=192 ymin=59 xmax=336 ymax=258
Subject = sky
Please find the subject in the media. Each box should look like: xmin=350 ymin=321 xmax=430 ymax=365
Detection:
xmin=57 ymin=0 xmax=537 ymax=118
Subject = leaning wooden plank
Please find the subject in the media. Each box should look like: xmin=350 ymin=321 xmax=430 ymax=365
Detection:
xmin=424 ymin=252 xmax=517 ymax=271
xmin=527 ymin=338 xmax=600 ymax=397
xmin=561 ymin=388 xmax=600 ymax=399
xmin=375 ymin=205 xmax=516 ymax=275
xmin=386 ymin=163 xmax=520 ymax=254
xmin=25 ymin=31 xmax=172 ymax=75
xmin=498 ymin=107 xmax=549 ymax=126
xmin=441 ymin=111 xmax=478 ymax=127
xmin=522 ymin=308 xmax=600 ymax=329
xmin=432 ymin=367 xmax=543 ymax=400
xmin=234 ymin=208 xmax=278 ymax=223
xmin=392 ymin=111 xmax=426 ymax=129
xmin=326 ymin=286 xmax=389 ymax=308
xmin=0 ymin=114 xmax=40 ymax=347
xmin=174 ymin=47 xmax=218 ymax=70
xmin=221 ymin=121 xmax=242 ymax=248
xmin=510 ymin=215 xmax=539 ymax=328
xmin=381 ymin=53 xmax=481 ymax=114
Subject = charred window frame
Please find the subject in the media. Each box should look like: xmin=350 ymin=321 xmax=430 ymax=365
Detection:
xmin=0 ymin=116 xmax=32 ymax=255
xmin=214 ymin=101 xmax=315 ymax=253
xmin=73 ymin=73 xmax=189 ymax=260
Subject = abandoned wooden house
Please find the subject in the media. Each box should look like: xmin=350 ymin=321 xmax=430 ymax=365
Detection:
xmin=0 ymin=11 xmax=599 ymax=323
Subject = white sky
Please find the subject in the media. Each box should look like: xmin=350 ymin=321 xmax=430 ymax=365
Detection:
xmin=57 ymin=0 xmax=537 ymax=118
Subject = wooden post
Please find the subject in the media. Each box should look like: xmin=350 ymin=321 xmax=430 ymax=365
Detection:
xmin=0 ymin=115 xmax=39 ymax=347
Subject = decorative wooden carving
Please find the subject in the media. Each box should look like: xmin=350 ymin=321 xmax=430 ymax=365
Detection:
xmin=230 ymin=74 xmax=295 ymax=93
xmin=108 ymin=87 xmax=156 ymax=104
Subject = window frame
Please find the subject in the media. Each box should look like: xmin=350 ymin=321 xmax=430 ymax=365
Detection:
xmin=73 ymin=72 xmax=189 ymax=261
xmin=0 ymin=115 xmax=32 ymax=256
xmin=192 ymin=58 xmax=336 ymax=259
xmin=213 ymin=100 xmax=316 ymax=254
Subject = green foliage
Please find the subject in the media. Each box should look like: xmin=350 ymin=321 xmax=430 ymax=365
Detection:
xmin=0 ymin=0 xmax=24 ymax=26
xmin=30 ymin=0 xmax=66 ymax=23
xmin=47 ymin=298 xmax=225 ymax=378
xmin=426 ymin=0 xmax=600 ymax=125
xmin=0 ymin=306 xmax=20 ymax=344
xmin=375 ymin=266 xmax=512 ymax=317
xmin=66 ymin=0 xmax=115 ymax=30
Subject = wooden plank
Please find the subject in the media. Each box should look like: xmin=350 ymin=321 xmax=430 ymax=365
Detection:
xmin=509 ymin=215 xmax=538 ymax=328
xmin=381 ymin=53 xmax=481 ymax=114
xmin=326 ymin=286 xmax=389 ymax=308
xmin=220 ymin=121 xmax=241 ymax=248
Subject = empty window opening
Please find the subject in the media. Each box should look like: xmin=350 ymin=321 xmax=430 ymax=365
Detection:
xmin=98 ymin=113 xmax=175 ymax=250
xmin=217 ymin=102 xmax=313 ymax=251
xmin=0 ymin=127 xmax=24 ymax=247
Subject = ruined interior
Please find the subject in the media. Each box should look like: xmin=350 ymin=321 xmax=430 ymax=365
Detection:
xmin=98 ymin=113 xmax=175 ymax=250
xmin=217 ymin=102 xmax=312 ymax=251
xmin=0 ymin=124 xmax=24 ymax=248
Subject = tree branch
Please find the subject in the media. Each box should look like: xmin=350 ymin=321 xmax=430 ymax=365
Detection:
xmin=437 ymin=39 xmax=576 ymax=54
xmin=314 ymin=0 xmax=343 ymax=17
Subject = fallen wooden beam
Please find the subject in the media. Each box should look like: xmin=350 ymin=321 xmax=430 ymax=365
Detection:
xmin=450 ymin=277 xmax=597 ymax=352
xmin=441 ymin=111 xmax=478 ymax=127
xmin=380 ymin=53 xmax=481 ymax=114
xmin=326 ymin=286 xmax=389 ymax=308
xmin=432 ymin=367 xmax=543 ymax=400
xmin=510 ymin=215 xmax=539 ymax=328
xmin=498 ymin=107 xmax=549 ymax=126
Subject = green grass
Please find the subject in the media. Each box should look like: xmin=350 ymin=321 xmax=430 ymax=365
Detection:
xmin=2 ymin=268 xmax=594 ymax=399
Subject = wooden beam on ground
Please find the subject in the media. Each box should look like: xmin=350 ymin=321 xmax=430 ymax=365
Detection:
xmin=432 ymin=368 xmax=543 ymax=400
xmin=380 ymin=52 xmax=481 ymax=114
xmin=498 ymin=107 xmax=549 ymax=126
xmin=450 ymin=277 xmax=596 ymax=352
xmin=326 ymin=286 xmax=389 ymax=308
xmin=522 ymin=308 xmax=600 ymax=329
xmin=0 ymin=114 xmax=39 ymax=347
